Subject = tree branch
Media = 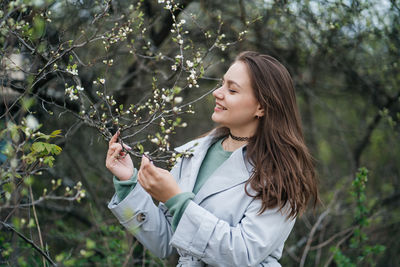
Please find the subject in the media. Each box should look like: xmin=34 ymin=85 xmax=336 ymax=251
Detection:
xmin=0 ymin=221 xmax=57 ymax=266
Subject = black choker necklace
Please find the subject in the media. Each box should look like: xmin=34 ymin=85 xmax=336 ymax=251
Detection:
xmin=229 ymin=132 xmax=252 ymax=141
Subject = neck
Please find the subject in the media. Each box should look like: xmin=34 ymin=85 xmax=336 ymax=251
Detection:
xmin=229 ymin=125 xmax=257 ymax=140
xmin=220 ymin=125 xmax=257 ymax=151
xmin=229 ymin=132 xmax=251 ymax=141
xmin=222 ymin=136 xmax=248 ymax=152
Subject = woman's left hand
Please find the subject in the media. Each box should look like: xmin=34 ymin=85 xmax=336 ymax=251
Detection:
xmin=138 ymin=155 xmax=182 ymax=203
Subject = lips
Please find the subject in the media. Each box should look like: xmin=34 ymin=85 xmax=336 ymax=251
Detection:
xmin=215 ymin=102 xmax=227 ymax=110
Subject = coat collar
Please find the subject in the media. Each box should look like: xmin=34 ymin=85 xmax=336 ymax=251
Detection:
xmin=173 ymin=128 xmax=224 ymax=156
xmin=174 ymin=128 xmax=254 ymax=205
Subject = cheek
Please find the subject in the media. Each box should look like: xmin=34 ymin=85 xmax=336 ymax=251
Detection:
xmin=233 ymin=99 xmax=259 ymax=116
xmin=233 ymin=97 xmax=256 ymax=111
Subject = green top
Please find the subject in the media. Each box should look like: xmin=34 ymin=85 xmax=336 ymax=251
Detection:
xmin=113 ymin=138 xmax=232 ymax=231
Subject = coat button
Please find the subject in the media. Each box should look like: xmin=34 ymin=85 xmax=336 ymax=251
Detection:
xmin=136 ymin=212 xmax=146 ymax=222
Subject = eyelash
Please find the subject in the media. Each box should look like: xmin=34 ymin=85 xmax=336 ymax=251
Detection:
xmin=221 ymin=80 xmax=236 ymax=93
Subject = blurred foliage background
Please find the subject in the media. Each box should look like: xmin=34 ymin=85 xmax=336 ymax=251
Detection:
xmin=1 ymin=0 xmax=399 ymax=266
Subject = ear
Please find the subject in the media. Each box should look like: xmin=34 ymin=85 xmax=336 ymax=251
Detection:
xmin=255 ymin=103 xmax=264 ymax=118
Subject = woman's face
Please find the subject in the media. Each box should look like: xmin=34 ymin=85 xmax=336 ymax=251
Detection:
xmin=211 ymin=61 xmax=264 ymax=133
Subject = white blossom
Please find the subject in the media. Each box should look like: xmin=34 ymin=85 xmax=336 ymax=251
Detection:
xmin=67 ymin=68 xmax=78 ymax=76
xmin=186 ymin=60 xmax=194 ymax=68
xmin=65 ymin=86 xmax=78 ymax=101
xmin=174 ymin=97 xmax=183 ymax=104
xmin=26 ymin=115 xmax=39 ymax=130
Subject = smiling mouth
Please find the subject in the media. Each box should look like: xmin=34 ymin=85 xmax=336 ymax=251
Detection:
xmin=216 ymin=103 xmax=227 ymax=110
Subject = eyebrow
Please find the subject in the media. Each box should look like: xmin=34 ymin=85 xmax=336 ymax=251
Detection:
xmin=222 ymin=76 xmax=242 ymax=89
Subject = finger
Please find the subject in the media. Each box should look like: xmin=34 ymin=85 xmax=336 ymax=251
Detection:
xmin=140 ymin=156 xmax=152 ymax=178
xmin=122 ymin=143 xmax=132 ymax=150
xmin=109 ymin=130 xmax=120 ymax=146
xmin=107 ymin=143 xmax=122 ymax=157
xmin=142 ymin=156 xmax=158 ymax=176
xmin=108 ymin=142 xmax=130 ymax=157
xmin=140 ymin=156 xmax=145 ymax=171
xmin=138 ymin=156 xmax=147 ymax=176
xmin=137 ymin=170 xmax=147 ymax=189
xmin=140 ymin=156 xmax=152 ymax=174
xmin=110 ymin=145 xmax=124 ymax=160
xmin=140 ymin=155 xmax=149 ymax=168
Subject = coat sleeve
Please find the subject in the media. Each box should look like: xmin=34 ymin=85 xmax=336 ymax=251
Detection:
xmin=107 ymin=159 xmax=183 ymax=259
xmin=169 ymin=199 xmax=296 ymax=266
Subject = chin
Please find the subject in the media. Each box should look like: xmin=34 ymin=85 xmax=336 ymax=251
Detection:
xmin=211 ymin=116 xmax=228 ymax=128
xmin=211 ymin=113 xmax=218 ymax=122
xmin=211 ymin=113 xmax=223 ymax=124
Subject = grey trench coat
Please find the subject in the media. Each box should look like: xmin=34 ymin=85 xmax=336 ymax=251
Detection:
xmin=108 ymin=130 xmax=296 ymax=266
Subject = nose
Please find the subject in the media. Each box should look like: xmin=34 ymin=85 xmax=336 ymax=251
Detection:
xmin=213 ymin=86 xmax=224 ymax=99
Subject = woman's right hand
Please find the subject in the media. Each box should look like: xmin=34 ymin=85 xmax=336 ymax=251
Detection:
xmin=105 ymin=131 xmax=134 ymax=181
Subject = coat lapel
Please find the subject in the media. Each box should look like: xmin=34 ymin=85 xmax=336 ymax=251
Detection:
xmin=193 ymin=145 xmax=253 ymax=205
xmin=174 ymin=134 xmax=217 ymax=193
xmin=174 ymin=128 xmax=254 ymax=204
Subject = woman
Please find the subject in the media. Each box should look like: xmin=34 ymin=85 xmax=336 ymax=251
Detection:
xmin=106 ymin=51 xmax=319 ymax=266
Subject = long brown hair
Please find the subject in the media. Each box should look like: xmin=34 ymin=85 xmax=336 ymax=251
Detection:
xmin=236 ymin=51 xmax=319 ymax=218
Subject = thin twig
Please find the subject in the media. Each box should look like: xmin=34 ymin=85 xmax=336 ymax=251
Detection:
xmin=29 ymin=185 xmax=46 ymax=267
xmin=2 ymin=191 xmax=82 ymax=209
xmin=323 ymin=230 xmax=354 ymax=267
xmin=310 ymin=226 xmax=356 ymax=251
xmin=299 ymin=209 xmax=330 ymax=267
xmin=0 ymin=221 xmax=57 ymax=266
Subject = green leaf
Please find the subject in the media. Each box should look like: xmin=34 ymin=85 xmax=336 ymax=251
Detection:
xmin=37 ymin=134 xmax=51 ymax=140
xmin=43 ymin=156 xmax=55 ymax=167
xmin=31 ymin=142 xmax=46 ymax=153
xmin=50 ymin=130 xmax=62 ymax=138
xmin=31 ymin=16 xmax=45 ymax=40
xmin=24 ymin=176 xmax=33 ymax=186
xmin=22 ymin=153 xmax=35 ymax=164
xmin=86 ymin=239 xmax=96 ymax=249
xmin=27 ymin=218 xmax=36 ymax=228
xmin=173 ymin=86 xmax=182 ymax=94
xmin=137 ymin=144 xmax=144 ymax=154
xmin=50 ymin=144 xmax=62 ymax=155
